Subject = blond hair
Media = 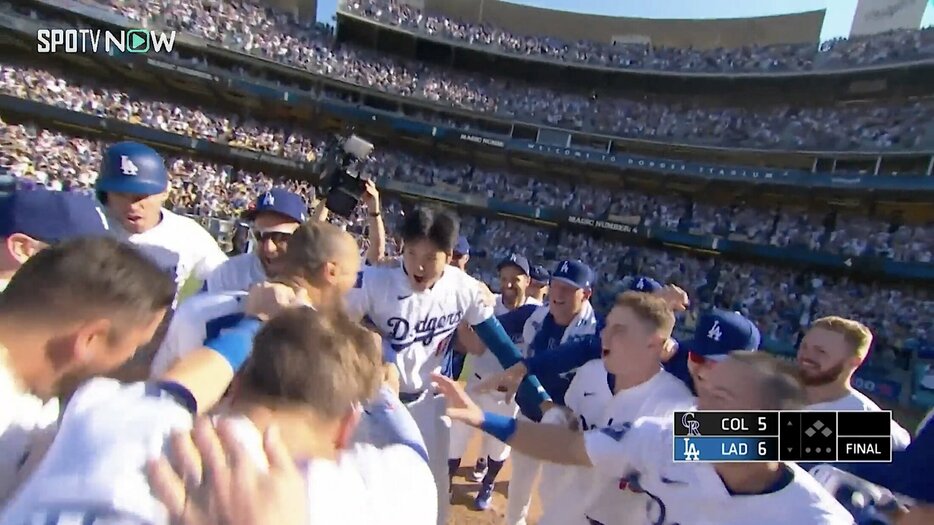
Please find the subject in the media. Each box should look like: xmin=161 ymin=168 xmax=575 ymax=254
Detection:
xmin=810 ymin=316 xmax=873 ymax=359
xmin=729 ymin=351 xmax=807 ymax=410
xmin=614 ymin=291 xmax=675 ymax=337
xmin=241 ymin=307 xmax=382 ymax=420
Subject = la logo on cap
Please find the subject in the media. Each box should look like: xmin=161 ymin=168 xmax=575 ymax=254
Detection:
xmin=559 ymin=261 xmax=569 ymax=273
xmin=261 ymin=192 xmax=275 ymax=206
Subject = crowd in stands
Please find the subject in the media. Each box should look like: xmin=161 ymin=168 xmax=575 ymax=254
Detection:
xmin=2 ymin=62 xmax=930 ymax=267
xmin=20 ymin=0 xmax=926 ymax=151
xmin=345 ymin=0 xmax=934 ymax=73
xmin=1 ymin=118 xmax=929 ymax=369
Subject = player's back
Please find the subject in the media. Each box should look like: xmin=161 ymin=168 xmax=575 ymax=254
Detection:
xmin=150 ymin=290 xmax=247 ymax=378
xmin=224 ymin=415 xmax=438 ymax=525
xmin=0 ymin=378 xmax=193 ymax=525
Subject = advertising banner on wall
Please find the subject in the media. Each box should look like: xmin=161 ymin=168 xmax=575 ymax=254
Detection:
xmin=849 ymin=0 xmax=927 ymax=37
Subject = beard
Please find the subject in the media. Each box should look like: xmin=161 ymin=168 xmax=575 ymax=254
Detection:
xmin=798 ymin=361 xmax=846 ymax=386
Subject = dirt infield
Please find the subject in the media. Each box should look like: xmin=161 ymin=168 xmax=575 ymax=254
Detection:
xmin=448 ymin=433 xmax=543 ymax=525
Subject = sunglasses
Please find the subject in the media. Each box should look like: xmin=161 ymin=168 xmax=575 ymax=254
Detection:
xmin=251 ymin=230 xmax=293 ymax=245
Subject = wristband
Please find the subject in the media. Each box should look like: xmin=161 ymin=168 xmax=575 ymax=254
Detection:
xmin=204 ymin=317 xmax=263 ymax=371
xmin=480 ymin=412 xmax=518 ymax=443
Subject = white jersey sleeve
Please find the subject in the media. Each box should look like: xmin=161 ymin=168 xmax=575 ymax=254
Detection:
xmin=459 ymin=272 xmax=495 ymax=327
xmin=583 ymin=416 xmax=666 ymax=478
xmin=149 ymin=292 xmax=246 ymax=378
xmin=807 ymin=390 xmax=912 ymax=449
xmin=190 ymin=224 xmax=229 ymax=282
xmin=203 ymin=253 xmax=266 ymax=293
xmin=0 ymin=378 xmax=194 ymax=525
xmin=344 ymin=268 xmax=372 ymax=323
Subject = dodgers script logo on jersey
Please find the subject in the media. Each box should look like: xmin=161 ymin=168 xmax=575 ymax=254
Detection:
xmin=386 ymin=310 xmax=464 ymax=353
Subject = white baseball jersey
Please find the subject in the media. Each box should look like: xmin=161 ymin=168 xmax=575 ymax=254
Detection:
xmin=345 ymin=265 xmax=493 ymax=394
xmin=0 ymin=378 xmax=437 ymax=525
xmin=203 ymin=252 xmax=266 ymax=293
xmin=582 ymin=417 xmax=854 ymax=525
xmin=807 ymin=390 xmax=911 ymax=449
xmin=110 ymin=208 xmax=227 ymax=298
xmin=0 ymin=354 xmax=60 ymax=506
xmin=467 ymin=294 xmax=542 ymax=384
xmin=540 ymin=362 xmax=694 ymax=525
xmin=149 ymin=291 xmax=247 ymax=378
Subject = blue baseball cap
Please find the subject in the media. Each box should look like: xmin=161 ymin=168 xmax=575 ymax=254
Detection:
xmin=529 ymin=265 xmax=550 ymax=284
xmin=242 ymin=188 xmax=307 ymax=223
xmin=628 ymin=275 xmax=663 ymax=293
xmin=689 ymin=309 xmax=761 ymax=362
xmin=454 ymin=236 xmax=470 ymax=256
xmin=497 ymin=253 xmax=530 ymax=276
xmin=551 ymin=260 xmax=594 ymax=290
xmin=0 ymin=189 xmax=110 ymax=243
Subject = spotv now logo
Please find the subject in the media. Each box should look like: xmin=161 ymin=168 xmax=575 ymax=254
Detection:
xmin=37 ymin=28 xmax=176 ymax=54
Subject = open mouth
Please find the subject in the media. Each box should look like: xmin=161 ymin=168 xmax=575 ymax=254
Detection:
xmin=412 ymin=275 xmax=425 ymax=285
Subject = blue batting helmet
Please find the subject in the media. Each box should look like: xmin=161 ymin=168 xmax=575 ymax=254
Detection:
xmin=96 ymin=142 xmax=169 ymax=204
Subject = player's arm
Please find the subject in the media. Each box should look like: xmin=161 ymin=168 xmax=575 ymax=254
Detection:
xmin=432 ymin=373 xmax=644 ymax=473
xmin=160 ymin=285 xmax=296 ymax=413
xmin=470 ymin=314 xmax=550 ymax=409
xmin=360 ymin=385 xmax=429 ymax=462
xmin=833 ymin=414 xmax=933 ymax=503
xmin=193 ymin=227 xmax=229 ymax=281
xmin=454 ymin=322 xmax=485 ymax=355
xmin=524 ymin=333 xmax=602 ymax=377
xmin=362 ymin=181 xmax=386 ymax=266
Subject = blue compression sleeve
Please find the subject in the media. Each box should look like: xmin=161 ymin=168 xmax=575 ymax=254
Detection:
xmin=481 ymin=412 xmax=518 ymax=443
xmin=361 ymin=386 xmax=428 ymax=463
xmin=524 ymin=334 xmax=601 ymax=376
xmin=473 ymin=316 xmax=550 ymax=409
xmin=204 ymin=317 xmax=262 ymax=372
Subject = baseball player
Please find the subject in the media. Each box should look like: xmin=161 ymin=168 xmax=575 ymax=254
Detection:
xmin=345 ymin=206 xmax=549 ymax=525
xmin=2 ymin=305 xmax=436 ymax=525
xmin=527 ymin=264 xmax=550 ymax=302
xmin=539 ymin=291 xmax=695 ymax=525
xmin=450 ymin=235 xmax=470 ymax=270
xmin=472 ymin=276 xmax=688 ymax=398
xmin=96 ymin=141 xmax=227 ymax=297
xmin=203 ymin=187 xmax=308 ymax=293
xmin=0 ymin=189 xmax=110 ymax=290
xmin=796 ymin=316 xmax=911 ymax=449
xmin=433 ymin=351 xmax=855 ymax=525
xmin=0 ymin=236 xmax=175 ymax=505
xmin=498 ymin=259 xmax=602 ymax=525
xmin=448 ymin=253 xmax=542 ymax=510
xmin=150 ymin=220 xmax=360 ymax=378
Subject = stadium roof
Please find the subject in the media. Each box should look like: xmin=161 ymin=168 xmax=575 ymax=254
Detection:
xmin=421 ymin=0 xmax=825 ymax=49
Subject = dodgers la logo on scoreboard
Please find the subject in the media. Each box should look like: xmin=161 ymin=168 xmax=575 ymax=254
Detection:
xmin=673 ymin=411 xmax=780 ymax=463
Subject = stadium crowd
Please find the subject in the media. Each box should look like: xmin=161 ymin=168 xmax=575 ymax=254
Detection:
xmin=1 ymin=121 xmax=929 ymax=370
xmin=2 ymin=63 xmax=931 ymax=266
xmin=15 ymin=0 xmax=922 ymax=151
xmin=345 ymin=0 xmax=934 ymax=73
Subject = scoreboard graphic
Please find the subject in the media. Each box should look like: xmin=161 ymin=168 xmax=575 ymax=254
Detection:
xmin=673 ymin=411 xmax=893 ymax=463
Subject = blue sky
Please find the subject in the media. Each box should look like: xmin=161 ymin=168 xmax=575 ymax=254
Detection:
xmin=318 ymin=0 xmax=934 ymax=41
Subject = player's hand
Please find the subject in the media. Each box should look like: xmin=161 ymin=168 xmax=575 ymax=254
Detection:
xmin=245 ymin=282 xmax=306 ymax=321
xmin=541 ymin=404 xmax=577 ymax=431
xmin=656 ymin=284 xmax=689 ymax=312
xmin=147 ymin=417 xmax=308 ymax=525
xmin=470 ymin=362 xmax=527 ymax=400
xmin=362 ymin=179 xmax=380 ymax=209
xmin=431 ymin=372 xmax=484 ymax=427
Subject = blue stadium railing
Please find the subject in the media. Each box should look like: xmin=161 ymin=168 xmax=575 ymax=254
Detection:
xmin=2 ymin=94 xmax=929 ymax=408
